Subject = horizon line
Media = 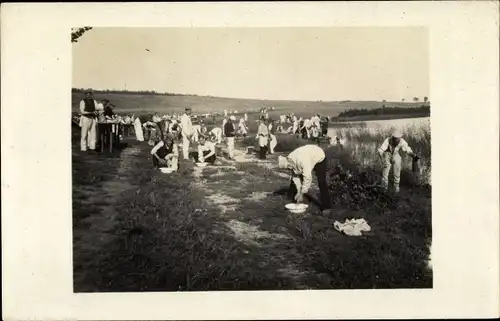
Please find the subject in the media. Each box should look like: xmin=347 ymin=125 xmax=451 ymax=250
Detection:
xmin=71 ymin=87 xmax=427 ymax=104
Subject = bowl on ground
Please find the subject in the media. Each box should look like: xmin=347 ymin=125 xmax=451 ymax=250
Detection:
xmin=196 ymin=162 xmax=208 ymax=167
xmin=159 ymin=167 xmax=175 ymax=174
xmin=285 ymin=203 xmax=309 ymax=214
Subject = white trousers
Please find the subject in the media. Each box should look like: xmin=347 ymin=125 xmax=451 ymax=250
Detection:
xmin=227 ymin=137 xmax=235 ymax=159
xmin=269 ymin=134 xmax=277 ymax=154
xmin=182 ymin=135 xmax=190 ymax=160
xmin=168 ymin=156 xmax=179 ymax=171
xmin=80 ymin=116 xmax=96 ymax=151
xmin=382 ymin=153 xmax=402 ymax=192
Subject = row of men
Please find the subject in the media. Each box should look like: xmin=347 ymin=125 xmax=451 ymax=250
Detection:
xmin=151 ymin=129 xmax=420 ymax=217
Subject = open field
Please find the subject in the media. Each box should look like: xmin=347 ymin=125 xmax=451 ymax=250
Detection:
xmin=327 ymin=117 xmax=431 ymax=185
xmin=72 ymin=113 xmax=432 ymax=291
xmin=71 ymin=91 xmax=426 ymax=119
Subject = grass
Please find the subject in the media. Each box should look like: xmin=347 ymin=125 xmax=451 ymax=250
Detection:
xmin=73 ymin=117 xmax=432 ymax=292
xmin=333 ymin=123 xmax=432 ymax=185
xmin=72 ymin=91 xmax=425 ymax=119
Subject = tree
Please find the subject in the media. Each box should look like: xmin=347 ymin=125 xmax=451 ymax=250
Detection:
xmin=413 ymin=97 xmax=419 ymax=102
xmin=71 ymin=27 xmax=93 ymax=43
xmin=401 ymin=98 xmax=405 ymax=102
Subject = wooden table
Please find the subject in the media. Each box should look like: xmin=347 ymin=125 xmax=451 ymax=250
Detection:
xmin=121 ymin=123 xmax=134 ymax=138
xmin=98 ymin=123 xmax=121 ymax=153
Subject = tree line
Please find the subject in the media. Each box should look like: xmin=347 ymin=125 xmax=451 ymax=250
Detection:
xmin=337 ymin=105 xmax=430 ymax=118
xmin=72 ymin=88 xmax=199 ymax=97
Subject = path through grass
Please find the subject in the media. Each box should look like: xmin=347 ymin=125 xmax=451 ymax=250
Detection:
xmin=73 ymin=129 xmax=432 ymax=291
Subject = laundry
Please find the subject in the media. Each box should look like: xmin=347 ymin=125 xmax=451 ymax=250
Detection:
xmin=333 ymin=218 xmax=371 ymax=236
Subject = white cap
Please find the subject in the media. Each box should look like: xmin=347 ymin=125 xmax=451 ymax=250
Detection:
xmin=392 ymin=129 xmax=403 ymax=138
xmin=230 ymin=115 xmax=236 ymax=121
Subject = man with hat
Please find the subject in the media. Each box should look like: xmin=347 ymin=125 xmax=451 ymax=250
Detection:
xmin=377 ymin=128 xmax=420 ymax=193
xmin=180 ymin=107 xmax=193 ymax=160
xmin=79 ymin=91 xmax=103 ymax=152
xmin=278 ymin=144 xmax=332 ymax=215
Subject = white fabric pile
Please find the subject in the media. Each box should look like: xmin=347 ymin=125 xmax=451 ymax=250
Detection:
xmin=334 ymin=218 xmax=371 ymax=236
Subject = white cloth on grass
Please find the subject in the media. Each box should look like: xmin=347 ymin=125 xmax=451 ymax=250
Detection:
xmin=334 ymin=218 xmax=371 ymax=236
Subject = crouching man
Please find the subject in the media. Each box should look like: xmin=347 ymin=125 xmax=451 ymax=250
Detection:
xmin=197 ymin=136 xmax=217 ymax=164
xmin=278 ymin=144 xmax=332 ymax=215
xmin=377 ymin=129 xmax=420 ymax=193
xmin=151 ymin=134 xmax=179 ymax=171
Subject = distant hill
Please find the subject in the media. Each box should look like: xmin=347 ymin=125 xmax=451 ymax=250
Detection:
xmin=71 ymin=88 xmax=426 ymax=118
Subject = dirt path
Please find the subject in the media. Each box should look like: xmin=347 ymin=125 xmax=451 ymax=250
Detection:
xmin=72 ymin=143 xmax=146 ymax=291
xmin=189 ymin=146 xmax=328 ymax=288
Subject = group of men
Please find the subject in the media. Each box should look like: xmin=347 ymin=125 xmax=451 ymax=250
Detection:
xmin=78 ymin=93 xmax=420 ymax=215
xmin=79 ymin=91 xmax=121 ymax=152
xmin=277 ymin=128 xmax=420 ymax=215
xmin=278 ymin=113 xmax=330 ymax=140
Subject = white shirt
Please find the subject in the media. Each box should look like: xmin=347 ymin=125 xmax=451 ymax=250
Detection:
xmin=79 ymin=99 xmax=103 ymax=114
xmin=192 ymin=124 xmax=201 ymax=134
xmin=378 ymin=137 xmax=413 ymax=155
xmin=286 ymin=144 xmax=326 ymax=194
xmin=180 ymin=113 xmax=193 ymax=136
xmin=198 ymin=141 xmax=216 ymax=155
xmin=211 ymin=127 xmax=222 ymax=135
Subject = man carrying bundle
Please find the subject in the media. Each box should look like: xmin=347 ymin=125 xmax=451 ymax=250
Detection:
xmin=278 ymin=144 xmax=332 ymax=215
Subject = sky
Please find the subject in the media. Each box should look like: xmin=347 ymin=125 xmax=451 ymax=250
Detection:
xmin=72 ymin=27 xmax=429 ymax=102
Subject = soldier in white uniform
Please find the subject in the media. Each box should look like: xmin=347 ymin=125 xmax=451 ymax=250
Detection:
xmin=180 ymin=108 xmax=193 ymax=160
xmin=377 ymin=129 xmax=420 ymax=193
xmin=278 ymin=144 xmax=332 ymax=215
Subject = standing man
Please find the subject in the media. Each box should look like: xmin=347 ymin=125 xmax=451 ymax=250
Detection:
xmin=256 ymin=116 xmax=269 ymax=159
xmin=180 ymin=107 xmax=193 ymax=160
xmin=224 ymin=115 xmax=237 ymax=160
xmin=377 ymin=129 xmax=420 ymax=193
xmin=79 ymin=91 xmax=102 ymax=152
xmin=278 ymin=144 xmax=332 ymax=215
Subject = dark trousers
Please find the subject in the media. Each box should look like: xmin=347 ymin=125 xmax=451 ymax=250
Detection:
xmin=152 ymin=154 xmax=170 ymax=167
xmin=197 ymin=150 xmax=216 ymax=164
xmin=259 ymin=145 xmax=268 ymax=159
xmin=288 ymin=158 xmax=332 ymax=210
xmin=301 ymin=128 xmax=308 ymax=139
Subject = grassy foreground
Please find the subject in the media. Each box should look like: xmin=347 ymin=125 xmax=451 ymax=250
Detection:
xmin=73 ymin=123 xmax=432 ymax=291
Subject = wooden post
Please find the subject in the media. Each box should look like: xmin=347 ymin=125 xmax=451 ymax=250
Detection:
xmin=100 ymin=124 xmax=105 ymax=153
xmin=109 ymin=124 xmax=113 ymax=153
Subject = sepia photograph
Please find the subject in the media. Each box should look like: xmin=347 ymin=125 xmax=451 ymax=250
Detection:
xmin=3 ymin=2 xmax=499 ymax=320
xmin=72 ymin=27 xmax=432 ymax=292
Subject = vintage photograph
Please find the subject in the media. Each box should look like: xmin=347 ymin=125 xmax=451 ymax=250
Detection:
xmin=72 ymin=27 xmax=432 ymax=292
